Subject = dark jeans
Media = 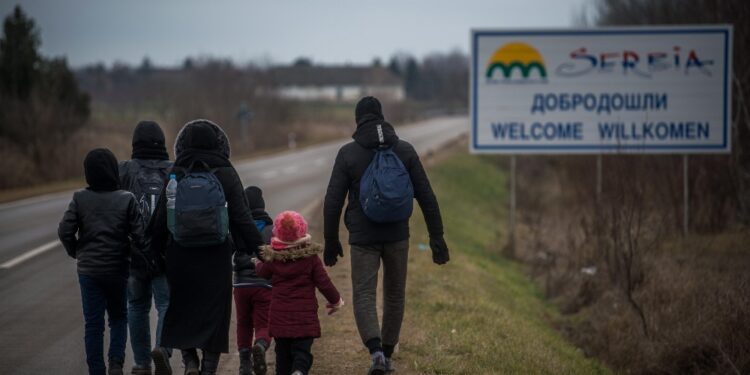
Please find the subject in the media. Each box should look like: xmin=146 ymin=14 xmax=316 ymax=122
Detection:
xmin=350 ymin=240 xmax=409 ymax=350
xmin=233 ymin=286 xmax=272 ymax=349
xmin=78 ymin=273 xmax=128 ymax=375
xmin=127 ymin=274 xmax=171 ymax=367
xmin=274 ymin=337 xmax=314 ymax=375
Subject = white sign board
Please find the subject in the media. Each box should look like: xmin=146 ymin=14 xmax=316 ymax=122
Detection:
xmin=470 ymin=26 xmax=732 ymax=154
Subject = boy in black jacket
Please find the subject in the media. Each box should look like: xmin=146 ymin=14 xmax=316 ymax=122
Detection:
xmin=58 ymin=148 xmax=146 ymax=375
xmin=233 ymin=186 xmax=273 ymax=375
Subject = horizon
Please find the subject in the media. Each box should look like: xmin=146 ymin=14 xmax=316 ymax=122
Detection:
xmin=1 ymin=0 xmax=588 ymax=69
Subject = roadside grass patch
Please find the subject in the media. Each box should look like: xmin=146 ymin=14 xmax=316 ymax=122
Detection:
xmin=398 ymin=150 xmax=608 ymax=374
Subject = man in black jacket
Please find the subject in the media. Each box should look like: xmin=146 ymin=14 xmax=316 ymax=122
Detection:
xmin=118 ymin=121 xmax=174 ymax=375
xmin=323 ymin=96 xmax=449 ymax=374
xmin=59 ymin=148 xmax=146 ymax=375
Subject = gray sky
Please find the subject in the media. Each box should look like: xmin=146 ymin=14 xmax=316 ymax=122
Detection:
xmin=2 ymin=0 xmax=587 ymax=68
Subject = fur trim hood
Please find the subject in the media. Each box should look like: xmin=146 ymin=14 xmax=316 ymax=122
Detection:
xmin=261 ymin=242 xmax=323 ymax=262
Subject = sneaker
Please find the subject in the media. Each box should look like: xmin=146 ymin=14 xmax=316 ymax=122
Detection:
xmin=109 ymin=358 xmax=125 ymax=375
xmin=252 ymin=342 xmax=267 ymax=375
xmin=239 ymin=348 xmax=252 ymax=375
xmin=385 ymin=357 xmax=395 ymax=373
xmin=151 ymin=347 xmax=173 ymax=375
xmin=290 ymin=371 xmax=304 ymax=375
xmin=131 ymin=364 xmax=152 ymax=375
xmin=368 ymin=352 xmax=386 ymax=375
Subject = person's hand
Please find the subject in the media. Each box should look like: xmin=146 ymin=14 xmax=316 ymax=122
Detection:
xmin=324 ymin=239 xmax=344 ymax=267
xmin=251 ymin=257 xmax=261 ymax=265
xmin=430 ymin=236 xmax=450 ymax=265
xmin=326 ymin=298 xmax=345 ymax=315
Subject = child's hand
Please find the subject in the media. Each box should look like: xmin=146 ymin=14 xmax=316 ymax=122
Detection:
xmin=326 ymin=298 xmax=345 ymax=315
xmin=251 ymin=257 xmax=261 ymax=265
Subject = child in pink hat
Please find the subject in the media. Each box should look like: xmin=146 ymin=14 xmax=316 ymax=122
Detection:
xmin=255 ymin=210 xmax=343 ymax=375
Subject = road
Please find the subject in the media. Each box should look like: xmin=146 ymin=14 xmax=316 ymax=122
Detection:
xmin=0 ymin=116 xmax=467 ymax=374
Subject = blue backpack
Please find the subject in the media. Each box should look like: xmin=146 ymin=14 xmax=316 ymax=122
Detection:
xmin=172 ymin=161 xmax=229 ymax=247
xmin=360 ymin=138 xmax=414 ymax=223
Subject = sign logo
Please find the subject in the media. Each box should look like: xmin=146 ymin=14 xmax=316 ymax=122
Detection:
xmin=486 ymin=42 xmax=547 ymax=83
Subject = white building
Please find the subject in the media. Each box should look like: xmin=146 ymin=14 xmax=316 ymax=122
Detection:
xmin=266 ymin=66 xmax=405 ymax=102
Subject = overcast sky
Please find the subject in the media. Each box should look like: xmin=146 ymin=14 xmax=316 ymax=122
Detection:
xmin=1 ymin=0 xmax=588 ymax=68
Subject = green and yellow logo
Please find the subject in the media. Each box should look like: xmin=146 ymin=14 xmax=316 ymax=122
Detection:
xmin=486 ymin=42 xmax=547 ymax=82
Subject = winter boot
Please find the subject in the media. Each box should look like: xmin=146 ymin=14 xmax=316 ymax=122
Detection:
xmin=252 ymin=340 xmax=268 ymax=375
xmin=151 ymin=347 xmax=172 ymax=375
xmin=368 ymin=351 xmax=386 ymax=375
xmin=181 ymin=349 xmax=200 ymax=375
xmin=385 ymin=357 xmax=396 ymax=373
xmin=239 ymin=348 xmax=253 ymax=375
xmin=200 ymin=351 xmax=221 ymax=375
xmin=108 ymin=357 xmax=125 ymax=375
xmin=130 ymin=364 xmax=152 ymax=375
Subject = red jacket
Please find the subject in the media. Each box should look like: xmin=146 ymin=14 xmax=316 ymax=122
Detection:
xmin=255 ymin=242 xmax=340 ymax=338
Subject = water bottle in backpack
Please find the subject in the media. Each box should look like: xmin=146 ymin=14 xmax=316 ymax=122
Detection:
xmin=166 ymin=174 xmax=177 ymax=234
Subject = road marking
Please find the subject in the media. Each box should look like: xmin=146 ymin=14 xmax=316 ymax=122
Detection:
xmin=281 ymin=165 xmax=299 ymax=174
xmin=0 ymin=239 xmax=60 ymax=269
xmin=259 ymin=170 xmax=280 ymax=180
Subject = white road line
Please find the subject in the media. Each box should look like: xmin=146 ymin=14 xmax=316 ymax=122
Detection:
xmin=259 ymin=170 xmax=280 ymax=180
xmin=0 ymin=239 xmax=60 ymax=269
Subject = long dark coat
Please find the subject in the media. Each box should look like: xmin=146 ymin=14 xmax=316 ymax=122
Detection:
xmin=149 ymin=120 xmax=264 ymax=353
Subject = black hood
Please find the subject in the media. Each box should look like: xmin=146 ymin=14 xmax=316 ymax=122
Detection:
xmin=245 ymin=186 xmax=273 ymax=224
xmin=174 ymin=119 xmax=230 ymax=160
xmin=132 ymin=120 xmax=169 ymax=160
xmin=355 ymin=96 xmax=384 ymax=127
xmin=84 ymin=148 xmax=120 ymax=192
xmin=173 ymin=119 xmax=232 ymax=169
xmin=352 ymin=120 xmax=398 ymax=149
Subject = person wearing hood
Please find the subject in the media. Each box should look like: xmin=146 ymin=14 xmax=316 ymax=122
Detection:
xmin=118 ymin=121 xmax=175 ymax=375
xmin=323 ymin=96 xmax=450 ymax=374
xmin=59 ymin=148 xmax=147 ymax=375
xmin=147 ymin=120 xmax=265 ymax=375
xmin=232 ymin=186 xmax=273 ymax=375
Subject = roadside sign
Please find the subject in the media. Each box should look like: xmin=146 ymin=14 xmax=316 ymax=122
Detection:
xmin=470 ymin=26 xmax=733 ymax=154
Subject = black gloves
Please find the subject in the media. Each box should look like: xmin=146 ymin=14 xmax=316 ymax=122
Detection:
xmin=324 ymin=239 xmax=344 ymax=266
xmin=430 ymin=236 xmax=450 ymax=265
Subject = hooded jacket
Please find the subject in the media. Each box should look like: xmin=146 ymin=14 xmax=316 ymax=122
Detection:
xmin=233 ymin=187 xmax=274 ymax=287
xmin=255 ymin=242 xmax=340 ymax=338
xmin=59 ymin=148 xmax=146 ymax=276
xmin=323 ymin=100 xmax=444 ymax=245
xmin=119 ymin=121 xmax=173 ymax=277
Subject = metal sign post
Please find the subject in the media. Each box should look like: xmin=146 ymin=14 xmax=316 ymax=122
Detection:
xmin=683 ymin=154 xmax=689 ymax=236
xmin=508 ymin=155 xmax=517 ymax=257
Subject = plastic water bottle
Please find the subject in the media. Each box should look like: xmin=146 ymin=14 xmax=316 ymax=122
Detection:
xmin=166 ymin=174 xmax=177 ymax=233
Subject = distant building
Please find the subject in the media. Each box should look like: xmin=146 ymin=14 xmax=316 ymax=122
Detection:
xmin=265 ymin=66 xmax=405 ymax=102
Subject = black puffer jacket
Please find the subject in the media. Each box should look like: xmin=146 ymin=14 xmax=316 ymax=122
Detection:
xmin=324 ymin=118 xmax=444 ymax=245
xmin=58 ymin=149 xmax=146 ymax=276
xmin=233 ymin=215 xmax=273 ymax=287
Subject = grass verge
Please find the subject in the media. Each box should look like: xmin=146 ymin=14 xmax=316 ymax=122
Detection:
xmin=395 ymin=150 xmax=609 ymax=374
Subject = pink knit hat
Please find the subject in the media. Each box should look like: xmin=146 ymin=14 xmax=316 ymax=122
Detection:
xmin=272 ymin=210 xmax=308 ymax=242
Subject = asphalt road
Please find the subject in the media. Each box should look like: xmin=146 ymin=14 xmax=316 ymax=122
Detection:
xmin=0 ymin=116 xmax=467 ymax=374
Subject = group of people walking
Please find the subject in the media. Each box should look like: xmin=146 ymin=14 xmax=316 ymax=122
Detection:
xmin=58 ymin=97 xmax=449 ymax=375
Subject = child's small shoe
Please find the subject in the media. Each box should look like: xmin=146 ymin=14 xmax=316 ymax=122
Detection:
xmin=251 ymin=341 xmax=267 ymax=375
xmin=238 ymin=347 xmax=252 ymax=375
xmin=368 ymin=351 xmax=386 ymax=375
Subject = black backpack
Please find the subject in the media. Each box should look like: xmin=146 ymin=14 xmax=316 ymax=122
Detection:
xmin=122 ymin=160 xmax=171 ymax=224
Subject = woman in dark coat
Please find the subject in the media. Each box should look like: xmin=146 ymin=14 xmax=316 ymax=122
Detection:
xmin=148 ymin=119 xmax=265 ymax=375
